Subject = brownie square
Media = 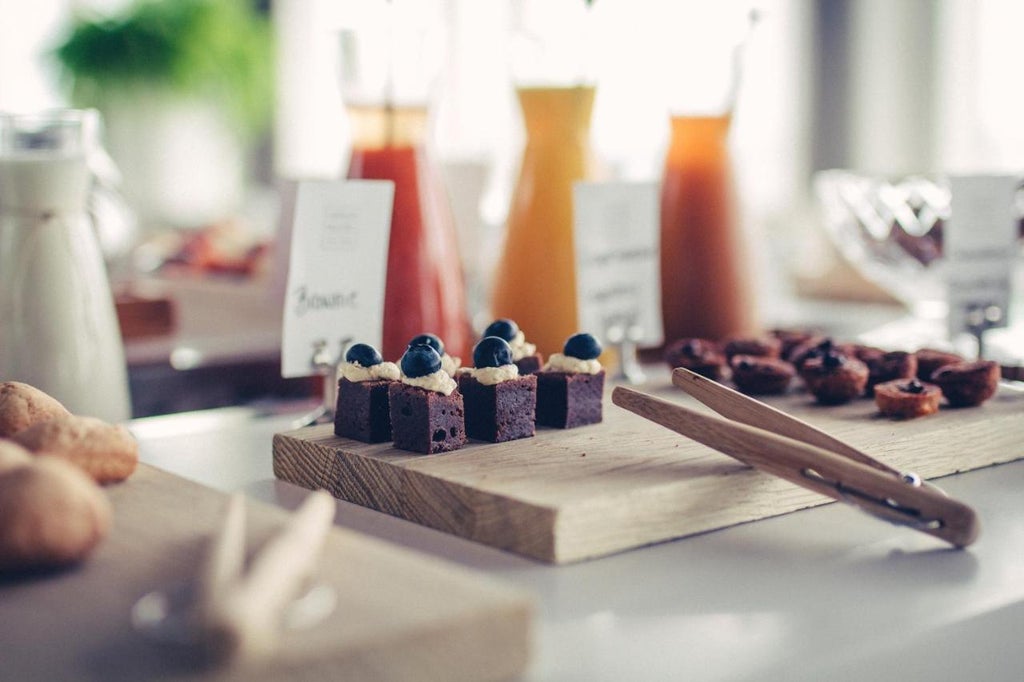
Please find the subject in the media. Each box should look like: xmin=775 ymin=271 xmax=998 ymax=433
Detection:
xmin=535 ymin=370 xmax=605 ymax=428
xmin=334 ymin=378 xmax=392 ymax=443
xmin=457 ymin=373 xmax=537 ymax=442
xmin=388 ymin=382 xmax=466 ymax=454
xmin=514 ymin=353 xmax=544 ymax=375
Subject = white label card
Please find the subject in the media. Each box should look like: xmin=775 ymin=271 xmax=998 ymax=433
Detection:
xmin=573 ymin=181 xmax=663 ymax=346
xmin=945 ymin=174 xmax=1019 ymax=338
xmin=281 ymin=179 xmax=393 ymax=378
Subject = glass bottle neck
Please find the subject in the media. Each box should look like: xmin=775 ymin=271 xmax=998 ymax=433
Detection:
xmin=347 ymin=103 xmax=429 ymax=149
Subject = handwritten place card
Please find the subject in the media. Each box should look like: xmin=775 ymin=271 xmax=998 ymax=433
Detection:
xmin=281 ymin=180 xmax=393 ymax=378
xmin=944 ymin=175 xmax=1020 ymax=339
xmin=573 ymin=181 xmax=663 ymax=346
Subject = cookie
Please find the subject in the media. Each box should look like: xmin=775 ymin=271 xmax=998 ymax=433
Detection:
xmin=801 ymin=352 xmax=869 ymax=405
xmin=12 ymin=415 xmax=138 ymax=484
xmin=664 ymin=338 xmax=727 ymax=381
xmin=0 ymin=456 xmax=112 ymax=573
xmin=874 ymin=379 xmax=941 ymax=419
xmin=0 ymin=382 xmax=72 ymax=438
xmin=730 ymin=355 xmax=795 ymax=395
xmin=914 ymin=348 xmax=964 ymax=382
xmin=930 ymin=360 xmax=1000 ymax=407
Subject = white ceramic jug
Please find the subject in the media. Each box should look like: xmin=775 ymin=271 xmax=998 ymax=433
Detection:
xmin=0 ymin=110 xmax=131 ymax=422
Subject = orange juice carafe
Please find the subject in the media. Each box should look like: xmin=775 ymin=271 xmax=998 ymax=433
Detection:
xmin=338 ymin=4 xmax=471 ymax=361
xmin=657 ymin=6 xmax=758 ymax=344
xmin=659 ymin=114 xmax=755 ymax=342
xmin=491 ymin=86 xmax=597 ymax=357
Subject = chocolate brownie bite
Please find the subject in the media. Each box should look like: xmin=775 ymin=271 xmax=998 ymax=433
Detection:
xmin=482 ymin=318 xmax=544 ymax=375
xmin=664 ymin=338 xmax=727 ymax=381
xmin=730 ymin=355 xmax=795 ymax=395
xmin=722 ymin=335 xmax=781 ymax=363
xmin=915 ymin=348 xmax=964 ymax=382
xmin=537 ymin=333 xmax=605 ymax=428
xmin=408 ymin=332 xmax=462 ymax=377
xmin=335 ymin=343 xmax=400 ymax=443
xmin=389 ymin=344 xmax=466 ymax=454
xmin=863 ymin=350 xmax=918 ymax=396
xmin=792 ymin=338 xmax=858 ymax=377
xmin=458 ymin=336 xmax=537 ymax=442
xmin=930 ymin=360 xmax=1001 ymax=407
xmin=874 ymin=378 xmax=941 ymax=419
xmin=801 ymin=351 xmax=869 ymax=405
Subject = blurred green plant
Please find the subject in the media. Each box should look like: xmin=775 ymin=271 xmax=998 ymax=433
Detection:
xmin=53 ymin=0 xmax=273 ymax=137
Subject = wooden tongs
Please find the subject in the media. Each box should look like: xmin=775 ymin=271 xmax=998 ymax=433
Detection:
xmin=612 ymin=368 xmax=980 ymax=548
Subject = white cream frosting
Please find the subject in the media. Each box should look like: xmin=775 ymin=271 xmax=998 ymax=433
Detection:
xmin=507 ymin=331 xmax=537 ymax=362
xmin=471 ymin=364 xmax=520 ymax=386
xmin=544 ymin=353 xmax=602 ymax=375
xmin=402 ymin=369 xmax=457 ymax=396
xmin=440 ymin=353 xmax=461 ymax=376
xmin=340 ymin=360 xmax=400 ymax=383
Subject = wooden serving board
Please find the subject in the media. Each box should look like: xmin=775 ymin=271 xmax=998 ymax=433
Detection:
xmin=0 ymin=465 xmax=532 ymax=682
xmin=273 ymin=381 xmax=1024 ymax=564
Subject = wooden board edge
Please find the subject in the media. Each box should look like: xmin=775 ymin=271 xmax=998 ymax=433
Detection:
xmin=273 ymin=432 xmax=562 ymax=563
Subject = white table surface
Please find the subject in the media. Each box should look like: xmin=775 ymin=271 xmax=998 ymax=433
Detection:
xmin=129 ymin=394 xmax=1024 ymax=682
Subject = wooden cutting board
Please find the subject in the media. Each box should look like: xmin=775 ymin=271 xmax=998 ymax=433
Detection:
xmin=0 ymin=465 xmax=532 ymax=682
xmin=273 ymin=381 xmax=1024 ymax=564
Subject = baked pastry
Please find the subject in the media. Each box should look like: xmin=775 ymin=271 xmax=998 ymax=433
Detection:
xmin=722 ymin=335 xmax=781 ymax=363
xmin=408 ymin=333 xmax=461 ymax=376
xmin=915 ymin=348 xmax=964 ymax=382
xmin=664 ymin=338 xmax=727 ymax=381
xmin=874 ymin=378 xmax=942 ymax=419
xmin=730 ymin=355 xmax=795 ymax=395
xmin=389 ymin=344 xmax=466 ymax=454
xmin=863 ymin=350 xmax=918 ymax=396
xmin=458 ymin=337 xmax=537 ymax=442
xmin=801 ymin=351 xmax=869 ymax=405
xmin=12 ymin=415 xmax=138 ymax=484
xmin=537 ymin=333 xmax=605 ymax=429
xmin=334 ymin=343 xmax=400 ymax=443
xmin=791 ymin=338 xmax=858 ymax=374
xmin=482 ymin=318 xmax=543 ymax=375
xmin=930 ymin=360 xmax=1000 ymax=407
xmin=770 ymin=328 xmax=819 ymax=361
xmin=0 ymin=382 xmax=71 ymax=438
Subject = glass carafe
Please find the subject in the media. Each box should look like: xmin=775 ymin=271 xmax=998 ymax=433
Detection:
xmin=339 ymin=1 xmax=470 ymax=362
xmin=658 ymin=6 xmax=758 ymax=343
xmin=0 ymin=110 xmax=131 ymax=421
xmin=491 ymin=0 xmax=599 ymax=357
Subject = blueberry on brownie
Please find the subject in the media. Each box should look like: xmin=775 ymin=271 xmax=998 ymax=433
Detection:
xmin=334 ymin=343 xmax=401 ymax=443
xmin=458 ymin=336 xmax=537 ymax=442
xmin=536 ymin=333 xmax=605 ymax=428
xmin=389 ymin=344 xmax=466 ymax=454
xmin=482 ymin=318 xmax=544 ymax=374
xmin=408 ymin=333 xmax=461 ymax=376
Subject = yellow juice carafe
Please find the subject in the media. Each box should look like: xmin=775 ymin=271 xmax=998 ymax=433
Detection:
xmin=491 ymin=85 xmax=597 ymax=358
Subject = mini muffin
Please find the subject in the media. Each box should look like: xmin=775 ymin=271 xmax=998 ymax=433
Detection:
xmin=801 ymin=351 xmax=869 ymax=405
xmin=664 ymin=338 xmax=727 ymax=381
xmin=915 ymin=348 xmax=964 ymax=382
xmin=930 ymin=360 xmax=1000 ymax=407
xmin=730 ymin=355 xmax=795 ymax=395
xmin=791 ymin=338 xmax=859 ymax=374
xmin=874 ymin=378 xmax=942 ymax=419
xmin=722 ymin=336 xmax=782 ymax=364
xmin=769 ymin=328 xmax=820 ymax=361
xmin=863 ymin=350 xmax=918 ymax=396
